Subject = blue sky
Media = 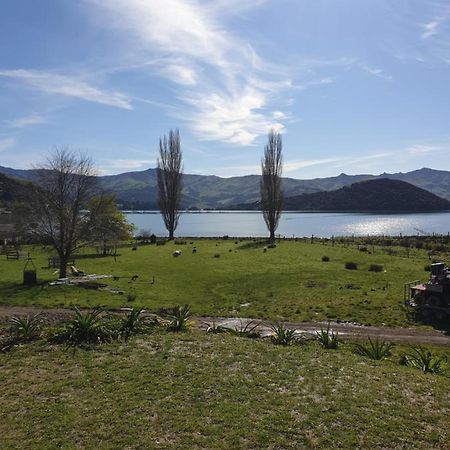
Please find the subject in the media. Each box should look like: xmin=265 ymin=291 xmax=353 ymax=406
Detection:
xmin=1 ymin=0 xmax=450 ymax=178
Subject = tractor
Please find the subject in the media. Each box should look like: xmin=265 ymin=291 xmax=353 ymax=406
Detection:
xmin=404 ymin=263 xmax=450 ymax=321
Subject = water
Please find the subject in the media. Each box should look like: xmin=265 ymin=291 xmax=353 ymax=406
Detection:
xmin=125 ymin=211 xmax=450 ymax=238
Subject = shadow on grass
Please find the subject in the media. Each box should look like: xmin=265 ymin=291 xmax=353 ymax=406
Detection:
xmin=412 ymin=311 xmax=450 ymax=336
xmin=0 ymin=280 xmax=48 ymax=302
xmin=73 ymin=254 xmax=122 ymax=260
xmin=237 ymin=240 xmax=269 ymax=250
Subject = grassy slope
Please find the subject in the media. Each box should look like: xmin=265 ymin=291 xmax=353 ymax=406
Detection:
xmin=0 ymin=240 xmax=434 ymax=326
xmin=0 ymin=331 xmax=449 ymax=449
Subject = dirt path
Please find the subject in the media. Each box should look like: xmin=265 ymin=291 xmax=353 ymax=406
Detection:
xmin=0 ymin=305 xmax=449 ymax=346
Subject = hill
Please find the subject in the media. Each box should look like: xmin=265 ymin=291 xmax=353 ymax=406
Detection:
xmin=0 ymin=173 xmax=35 ymax=207
xmin=282 ymin=179 xmax=450 ymax=211
xmin=2 ymin=165 xmax=450 ymax=209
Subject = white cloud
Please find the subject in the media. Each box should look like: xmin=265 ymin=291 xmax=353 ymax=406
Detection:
xmin=421 ymin=20 xmax=441 ymax=39
xmin=160 ymin=63 xmax=198 ymax=86
xmin=296 ymin=77 xmax=334 ymax=90
xmin=87 ymin=0 xmax=292 ymax=145
xmin=359 ymin=65 xmax=393 ymax=82
xmin=407 ymin=144 xmax=443 ymax=155
xmin=0 ymin=138 xmax=16 ymax=152
xmin=182 ymin=88 xmax=284 ymax=145
xmin=192 ymin=163 xmax=261 ymax=177
xmin=6 ymin=114 xmax=46 ymax=128
xmin=0 ymin=69 xmax=132 ymax=109
xmin=100 ymin=158 xmax=155 ymax=173
xmin=284 ymin=158 xmax=344 ymax=172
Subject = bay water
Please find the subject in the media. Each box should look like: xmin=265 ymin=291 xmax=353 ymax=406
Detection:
xmin=125 ymin=211 xmax=450 ymax=238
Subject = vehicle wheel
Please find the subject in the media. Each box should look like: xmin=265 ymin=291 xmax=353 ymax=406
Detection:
xmin=425 ymin=295 xmax=442 ymax=307
xmin=419 ymin=307 xmax=432 ymax=319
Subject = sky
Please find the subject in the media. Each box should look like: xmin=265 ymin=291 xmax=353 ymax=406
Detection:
xmin=1 ymin=0 xmax=450 ymax=179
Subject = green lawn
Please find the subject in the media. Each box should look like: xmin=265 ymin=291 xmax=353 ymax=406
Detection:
xmin=1 ymin=331 xmax=449 ymax=449
xmin=0 ymin=239 xmax=437 ymax=326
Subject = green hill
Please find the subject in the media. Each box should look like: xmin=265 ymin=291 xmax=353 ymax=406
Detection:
xmin=0 ymin=173 xmax=35 ymax=207
xmin=282 ymin=179 xmax=450 ymax=211
xmin=2 ymin=165 xmax=450 ymax=209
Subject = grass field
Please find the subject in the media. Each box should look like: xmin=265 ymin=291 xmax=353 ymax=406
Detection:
xmin=1 ymin=330 xmax=449 ymax=449
xmin=0 ymin=238 xmax=442 ymax=326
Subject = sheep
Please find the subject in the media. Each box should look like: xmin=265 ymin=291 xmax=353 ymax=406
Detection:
xmin=173 ymin=250 xmax=181 ymax=257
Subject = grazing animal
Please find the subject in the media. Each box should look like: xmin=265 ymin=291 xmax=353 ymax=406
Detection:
xmin=192 ymin=247 xmax=197 ymax=254
xmin=173 ymin=250 xmax=181 ymax=257
xmin=131 ymin=274 xmax=139 ymax=281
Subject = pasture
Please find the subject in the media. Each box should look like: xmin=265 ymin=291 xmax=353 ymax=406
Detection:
xmin=0 ymin=238 xmax=439 ymax=326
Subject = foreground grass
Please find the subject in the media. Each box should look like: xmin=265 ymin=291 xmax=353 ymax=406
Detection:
xmin=0 ymin=239 xmax=439 ymax=326
xmin=1 ymin=331 xmax=449 ymax=449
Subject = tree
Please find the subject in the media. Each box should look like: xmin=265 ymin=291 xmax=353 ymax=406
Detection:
xmin=87 ymin=194 xmax=135 ymax=254
xmin=32 ymin=148 xmax=100 ymax=278
xmin=260 ymin=129 xmax=283 ymax=242
xmin=156 ymin=129 xmax=183 ymax=239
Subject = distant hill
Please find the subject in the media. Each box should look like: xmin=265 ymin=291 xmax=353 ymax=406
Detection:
xmin=2 ymin=165 xmax=450 ymax=209
xmin=234 ymin=179 xmax=450 ymax=212
xmin=0 ymin=173 xmax=35 ymax=207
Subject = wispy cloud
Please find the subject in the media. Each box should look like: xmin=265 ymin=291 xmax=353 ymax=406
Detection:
xmin=191 ymin=163 xmax=261 ymax=177
xmin=5 ymin=114 xmax=47 ymax=128
xmin=359 ymin=65 xmax=393 ymax=82
xmin=284 ymin=157 xmax=343 ymax=172
xmin=0 ymin=138 xmax=16 ymax=152
xmin=406 ymin=144 xmax=443 ymax=155
xmin=421 ymin=20 xmax=442 ymax=39
xmin=100 ymin=158 xmax=156 ymax=174
xmin=0 ymin=69 xmax=132 ymax=109
xmin=86 ymin=0 xmax=295 ymax=145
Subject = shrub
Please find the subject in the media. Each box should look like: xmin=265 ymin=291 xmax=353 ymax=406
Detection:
xmin=369 ymin=264 xmax=383 ymax=272
xmin=316 ymin=323 xmax=339 ymax=349
xmin=1 ymin=313 xmax=42 ymax=352
xmin=119 ymin=308 xmax=152 ymax=341
xmin=322 ymin=255 xmax=330 ymax=262
xmin=10 ymin=313 xmax=41 ymax=342
xmin=50 ymin=308 xmax=114 ymax=348
xmin=403 ymin=346 xmax=446 ymax=374
xmin=354 ymin=337 xmax=393 ymax=360
xmin=214 ymin=253 xmax=221 ymax=258
xmin=167 ymin=304 xmax=191 ymax=332
xmin=230 ymin=320 xmax=261 ymax=339
xmin=270 ymin=323 xmax=297 ymax=346
xmin=424 ymin=264 xmax=431 ymax=272
xmin=345 ymin=261 xmax=358 ymax=270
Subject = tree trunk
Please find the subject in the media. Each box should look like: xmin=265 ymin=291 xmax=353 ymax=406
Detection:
xmin=59 ymin=255 xmax=67 ymax=278
xmin=269 ymin=229 xmax=275 ymax=243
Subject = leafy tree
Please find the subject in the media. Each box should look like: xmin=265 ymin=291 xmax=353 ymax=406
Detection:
xmin=31 ymin=148 xmax=100 ymax=277
xmin=157 ymin=129 xmax=183 ymax=239
xmin=260 ymin=130 xmax=283 ymax=242
xmin=87 ymin=195 xmax=135 ymax=254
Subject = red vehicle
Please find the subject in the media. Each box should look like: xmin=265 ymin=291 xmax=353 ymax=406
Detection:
xmin=405 ymin=263 xmax=450 ymax=320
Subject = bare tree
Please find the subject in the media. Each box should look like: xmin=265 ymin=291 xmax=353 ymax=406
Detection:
xmin=157 ymin=129 xmax=183 ymax=239
xmin=260 ymin=130 xmax=283 ymax=242
xmin=33 ymin=148 xmax=100 ymax=278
